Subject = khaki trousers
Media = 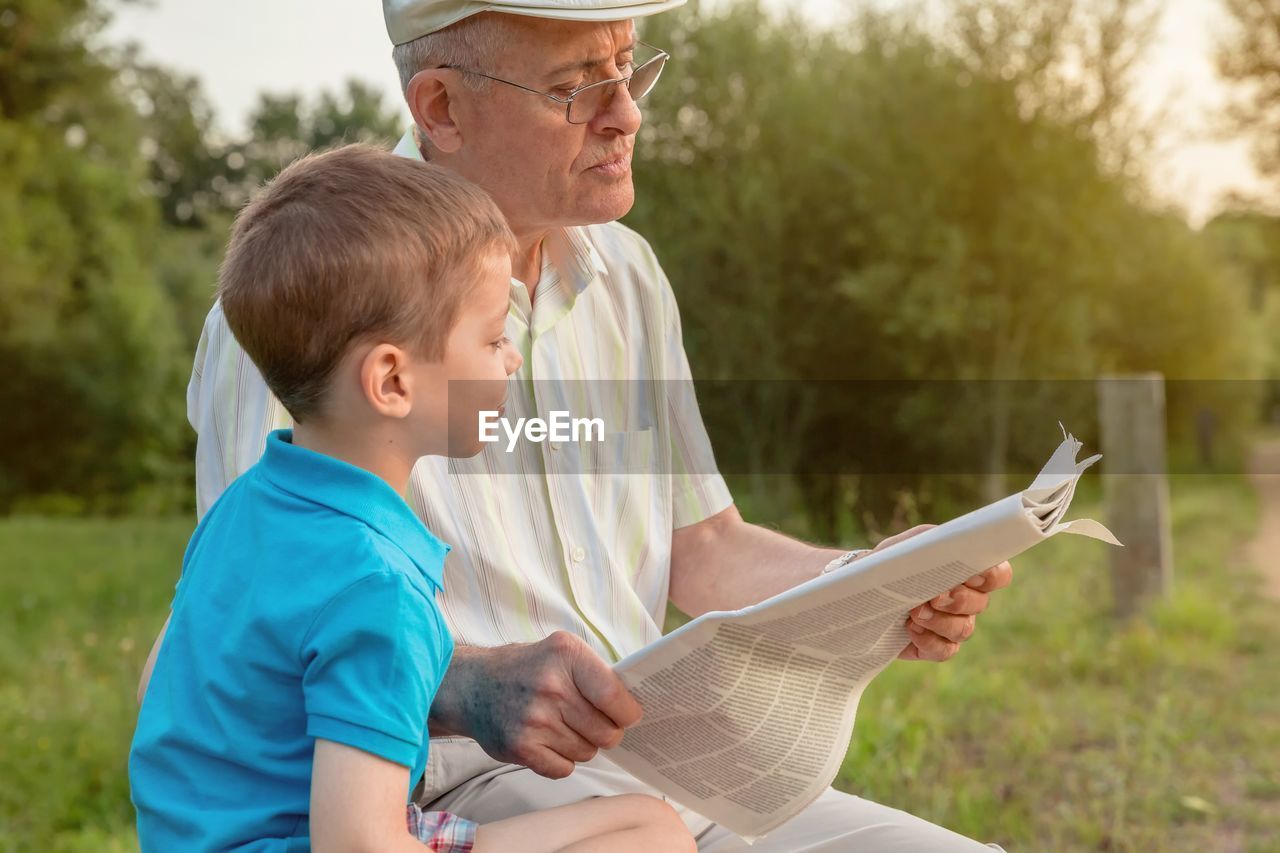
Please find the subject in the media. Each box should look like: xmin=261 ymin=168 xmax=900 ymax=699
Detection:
xmin=419 ymin=738 xmax=1006 ymax=852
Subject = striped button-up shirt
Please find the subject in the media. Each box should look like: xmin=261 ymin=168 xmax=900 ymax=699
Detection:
xmin=186 ymin=130 xmax=733 ymax=664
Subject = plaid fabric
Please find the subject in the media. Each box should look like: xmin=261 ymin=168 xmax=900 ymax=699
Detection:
xmin=407 ymin=805 xmax=478 ymax=851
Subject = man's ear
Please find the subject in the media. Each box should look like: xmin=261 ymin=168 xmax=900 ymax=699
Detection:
xmin=406 ymin=69 xmax=464 ymax=155
xmin=359 ymin=343 xmax=414 ymax=418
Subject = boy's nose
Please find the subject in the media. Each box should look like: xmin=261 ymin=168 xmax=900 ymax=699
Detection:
xmin=505 ymin=346 xmax=524 ymax=376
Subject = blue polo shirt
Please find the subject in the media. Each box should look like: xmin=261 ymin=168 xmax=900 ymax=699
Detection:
xmin=130 ymin=430 xmax=453 ymax=852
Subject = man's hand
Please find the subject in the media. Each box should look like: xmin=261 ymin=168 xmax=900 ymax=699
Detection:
xmin=428 ymin=631 xmax=643 ymax=779
xmin=866 ymin=524 xmax=1014 ymax=662
xmin=899 ymin=558 xmax=1012 ymax=661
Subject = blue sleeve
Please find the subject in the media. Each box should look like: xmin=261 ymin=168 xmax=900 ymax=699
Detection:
xmin=299 ymin=571 xmax=450 ymax=768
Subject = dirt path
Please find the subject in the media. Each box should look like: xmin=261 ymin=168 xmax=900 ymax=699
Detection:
xmin=1247 ymin=436 xmax=1280 ymax=600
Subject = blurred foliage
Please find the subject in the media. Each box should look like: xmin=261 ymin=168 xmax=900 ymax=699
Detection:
xmin=0 ymin=0 xmax=187 ymax=513
xmin=229 ymin=80 xmax=406 ymax=202
xmin=629 ymin=0 xmax=1269 ymax=533
xmin=1218 ymin=0 xmax=1280 ymax=186
xmin=0 ymin=0 xmax=1277 ymax=523
xmin=0 ymin=0 xmax=403 ymax=514
xmin=122 ymin=58 xmax=403 ymax=228
xmin=1202 ymin=209 xmax=1280 ymax=416
xmin=119 ymin=57 xmax=224 ymax=229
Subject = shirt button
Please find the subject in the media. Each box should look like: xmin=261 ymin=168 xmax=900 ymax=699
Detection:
xmin=571 ymin=546 xmax=586 ymax=563
xmin=549 ymin=442 xmax=560 ymax=452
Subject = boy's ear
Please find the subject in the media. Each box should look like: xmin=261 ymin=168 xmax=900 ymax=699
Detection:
xmin=406 ymin=69 xmax=463 ymax=155
xmin=360 ymin=344 xmax=414 ymax=419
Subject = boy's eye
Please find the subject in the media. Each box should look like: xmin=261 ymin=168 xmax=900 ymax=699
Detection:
xmin=492 ymin=336 xmax=510 ymax=350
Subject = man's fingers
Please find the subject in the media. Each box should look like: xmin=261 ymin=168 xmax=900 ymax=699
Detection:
xmin=568 ymin=642 xmax=643 ymax=729
xmin=511 ymin=719 xmax=596 ymax=770
xmin=909 ymin=606 xmax=975 ymax=644
xmin=903 ymin=621 xmax=961 ymax=662
xmin=546 ymin=716 xmax=601 ymax=764
xmin=963 ymin=560 xmax=1013 ymax=592
xmin=502 ymin=700 xmax=597 ymax=773
xmin=929 ymin=584 xmax=989 ymax=616
xmin=523 ymin=745 xmax=577 ymax=780
xmin=562 ymin=695 xmax=628 ymax=750
xmin=897 ymin=559 xmax=1011 ymax=664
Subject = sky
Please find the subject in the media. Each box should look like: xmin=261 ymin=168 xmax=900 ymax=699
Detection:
xmin=103 ymin=0 xmax=1269 ymax=226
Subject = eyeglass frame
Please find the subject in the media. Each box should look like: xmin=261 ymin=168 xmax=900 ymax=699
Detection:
xmin=437 ymin=41 xmax=670 ymax=125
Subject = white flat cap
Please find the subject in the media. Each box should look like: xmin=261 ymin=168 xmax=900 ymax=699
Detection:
xmin=384 ymin=0 xmax=687 ymax=45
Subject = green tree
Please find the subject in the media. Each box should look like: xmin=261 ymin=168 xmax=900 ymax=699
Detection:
xmin=1218 ymin=0 xmax=1280 ymax=186
xmin=0 ymin=0 xmax=187 ymax=512
xmin=123 ymin=55 xmax=231 ymax=228
xmin=227 ymin=79 xmax=406 ymax=203
xmin=1202 ymin=210 xmax=1280 ymax=414
xmin=630 ymin=1 xmax=1261 ymax=531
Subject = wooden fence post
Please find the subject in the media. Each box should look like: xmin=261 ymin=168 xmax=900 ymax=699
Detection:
xmin=1097 ymin=373 xmax=1174 ymax=618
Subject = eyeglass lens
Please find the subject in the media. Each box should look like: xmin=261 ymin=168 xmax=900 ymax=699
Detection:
xmin=567 ymin=55 xmax=666 ymax=124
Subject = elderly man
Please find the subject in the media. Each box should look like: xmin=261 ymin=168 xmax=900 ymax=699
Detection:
xmin=186 ymin=1 xmax=1012 ymax=849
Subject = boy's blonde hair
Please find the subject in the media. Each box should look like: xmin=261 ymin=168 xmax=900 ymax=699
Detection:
xmin=218 ymin=143 xmax=514 ymax=423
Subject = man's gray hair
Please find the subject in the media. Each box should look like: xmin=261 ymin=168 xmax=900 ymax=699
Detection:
xmin=392 ymin=13 xmax=508 ymax=94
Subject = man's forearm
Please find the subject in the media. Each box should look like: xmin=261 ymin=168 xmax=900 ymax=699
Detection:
xmin=668 ymin=504 xmax=846 ymax=617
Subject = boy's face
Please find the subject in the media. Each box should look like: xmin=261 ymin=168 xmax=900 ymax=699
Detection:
xmin=424 ymin=248 xmax=522 ymax=457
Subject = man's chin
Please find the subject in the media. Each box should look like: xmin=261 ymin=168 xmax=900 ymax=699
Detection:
xmin=571 ymin=186 xmax=635 ymax=226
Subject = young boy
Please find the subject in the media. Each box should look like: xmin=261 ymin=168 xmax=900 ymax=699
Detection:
xmin=129 ymin=145 xmax=693 ymax=853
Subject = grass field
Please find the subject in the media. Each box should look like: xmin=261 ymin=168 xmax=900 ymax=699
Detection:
xmin=1 ymin=476 xmax=1278 ymax=851
xmin=839 ymin=475 xmax=1280 ymax=851
xmin=0 ymin=518 xmax=190 ymax=852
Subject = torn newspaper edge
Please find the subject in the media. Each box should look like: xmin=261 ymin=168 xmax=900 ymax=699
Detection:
xmin=606 ymin=427 xmax=1120 ymax=842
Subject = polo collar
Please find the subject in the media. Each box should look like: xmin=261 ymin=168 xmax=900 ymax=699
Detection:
xmin=258 ymin=429 xmax=449 ymax=588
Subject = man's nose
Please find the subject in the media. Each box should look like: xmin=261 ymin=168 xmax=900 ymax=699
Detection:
xmin=592 ymin=78 xmax=642 ymax=136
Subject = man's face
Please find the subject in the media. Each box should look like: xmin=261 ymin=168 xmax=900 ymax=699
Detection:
xmin=447 ymin=17 xmax=643 ymax=234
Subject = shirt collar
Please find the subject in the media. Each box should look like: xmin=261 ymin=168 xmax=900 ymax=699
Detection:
xmin=258 ymin=429 xmax=450 ymax=588
xmin=548 ymin=226 xmax=608 ymax=296
xmin=396 ymin=127 xmax=425 ymax=162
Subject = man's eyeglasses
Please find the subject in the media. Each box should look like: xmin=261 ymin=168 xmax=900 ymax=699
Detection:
xmin=441 ymin=41 xmax=669 ymax=125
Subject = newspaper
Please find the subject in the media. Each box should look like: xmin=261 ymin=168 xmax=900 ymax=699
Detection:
xmin=606 ymin=427 xmax=1121 ymax=841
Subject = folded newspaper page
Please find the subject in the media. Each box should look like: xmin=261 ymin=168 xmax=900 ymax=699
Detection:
xmin=606 ymin=427 xmax=1121 ymax=842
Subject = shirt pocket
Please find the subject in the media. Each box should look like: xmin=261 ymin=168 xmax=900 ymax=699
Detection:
xmin=579 ymin=428 xmax=664 ymax=585
xmin=581 ymin=427 xmax=657 ymax=477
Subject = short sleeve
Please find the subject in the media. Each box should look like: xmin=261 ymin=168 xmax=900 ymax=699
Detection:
xmin=299 ymin=572 xmax=451 ymax=768
xmin=648 ymin=253 xmax=734 ymax=529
